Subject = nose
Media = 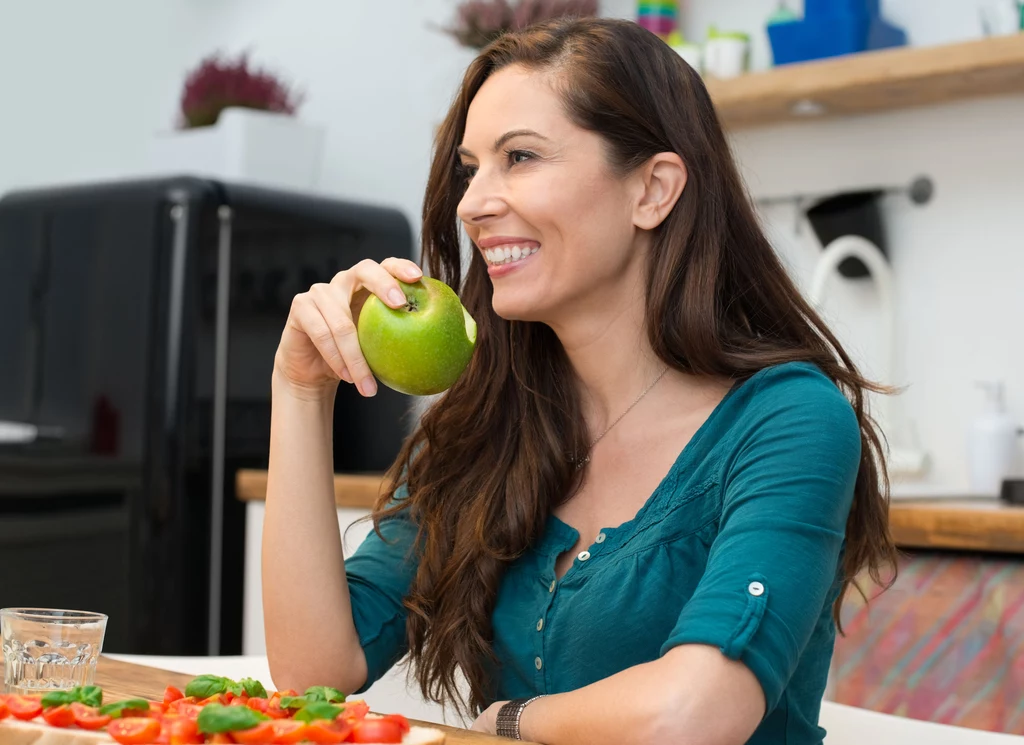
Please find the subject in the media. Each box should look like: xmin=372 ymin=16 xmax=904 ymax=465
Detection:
xmin=456 ymin=167 xmax=508 ymax=226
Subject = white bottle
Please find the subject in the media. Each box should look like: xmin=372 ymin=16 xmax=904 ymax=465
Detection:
xmin=967 ymin=381 xmax=1021 ymax=495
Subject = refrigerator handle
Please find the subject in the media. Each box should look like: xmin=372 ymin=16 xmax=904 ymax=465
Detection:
xmin=0 ymin=421 xmax=64 ymax=445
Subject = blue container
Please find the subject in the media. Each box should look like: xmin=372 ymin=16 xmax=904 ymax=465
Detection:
xmin=804 ymin=0 xmax=878 ymax=19
xmin=768 ymin=9 xmax=906 ymax=65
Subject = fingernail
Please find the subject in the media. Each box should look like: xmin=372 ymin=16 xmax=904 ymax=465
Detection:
xmin=388 ymin=289 xmax=407 ymax=306
xmin=360 ymin=378 xmax=377 ymax=397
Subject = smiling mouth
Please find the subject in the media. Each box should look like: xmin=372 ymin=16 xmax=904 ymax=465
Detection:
xmin=482 ymin=245 xmax=539 ymax=266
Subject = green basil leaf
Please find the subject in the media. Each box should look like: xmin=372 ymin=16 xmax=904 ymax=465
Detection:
xmin=278 ymin=696 xmax=307 ymax=710
xmin=241 ymin=678 xmax=268 ymax=699
xmin=41 ymin=690 xmax=78 ymax=707
xmin=293 ymin=701 xmax=342 ymax=723
xmin=185 ymin=674 xmax=230 ymax=699
xmin=227 ymin=681 xmax=245 ymax=697
xmin=303 ymin=686 xmax=345 ymax=704
xmin=98 ymin=699 xmax=150 ymax=718
xmin=76 ymin=686 xmax=103 ymax=708
xmin=196 ymin=703 xmax=269 ymax=734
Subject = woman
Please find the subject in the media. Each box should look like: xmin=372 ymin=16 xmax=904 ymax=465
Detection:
xmin=263 ymin=17 xmax=894 ymax=745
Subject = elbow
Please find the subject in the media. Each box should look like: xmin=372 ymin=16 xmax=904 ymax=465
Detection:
xmin=267 ymin=649 xmax=369 ymax=696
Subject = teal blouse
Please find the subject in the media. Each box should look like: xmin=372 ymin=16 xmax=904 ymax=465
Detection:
xmin=345 ymin=362 xmax=861 ymax=744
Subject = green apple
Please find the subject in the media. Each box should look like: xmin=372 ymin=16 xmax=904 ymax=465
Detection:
xmin=356 ymin=277 xmax=477 ymax=396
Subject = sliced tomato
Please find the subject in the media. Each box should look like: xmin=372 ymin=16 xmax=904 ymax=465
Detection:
xmin=167 ymin=717 xmax=204 ymax=745
xmin=303 ymin=720 xmax=353 ymax=744
xmin=7 ymin=695 xmax=43 ymax=721
xmin=384 ymin=714 xmax=410 ymax=734
xmin=41 ymin=704 xmax=75 ymax=728
xmin=274 ymin=690 xmax=299 ymax=699
xmin=209 ymin=733 xmax=237 ymax=744
xmin=350 ymin=718 xmax=403 ymax=744
xmin=231 ymin=721 xmax=276 ymax=744
xmin=339 ymin=700 xmax=370 ymax=722
xmin=167 ymin=699 xmax=204 ymax=719
xmin=70 ymin=702 xmax=111 ymax=730
xmin=108 ymin=717 xmax=162 ymax=745
xmin=245 ymin=697 xmax=268 ymax=713
xmin=268 ymin=719 xmax=309 ymax=745
xmin=200 ymin=694 xmax=229 ymax=707
xmin=163 ymin=686 xmax=185 ymax=705
xmin=0 ymin=697 xmax=9 ymax=721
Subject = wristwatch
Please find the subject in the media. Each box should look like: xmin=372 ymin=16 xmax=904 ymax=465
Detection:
xmin=495 ymin=695 xmax=544 ymax=739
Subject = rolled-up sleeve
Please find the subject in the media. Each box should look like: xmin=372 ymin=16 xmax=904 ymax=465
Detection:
xmin=345 ymin=484 xmax=420 ymax=692
xmin=660 ymin=365 xmax=861 ymax=713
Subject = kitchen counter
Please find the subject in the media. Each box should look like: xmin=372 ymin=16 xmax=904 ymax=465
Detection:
xmin=236 ymin=470 xmax=1024 ymax=555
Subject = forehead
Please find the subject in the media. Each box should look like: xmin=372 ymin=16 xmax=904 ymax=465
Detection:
xmin=463 ymin=65 xmax=574 ymax=145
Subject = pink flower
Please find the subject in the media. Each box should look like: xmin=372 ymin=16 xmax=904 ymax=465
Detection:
xmin=178 ymin=51 xmax=305 ymax=129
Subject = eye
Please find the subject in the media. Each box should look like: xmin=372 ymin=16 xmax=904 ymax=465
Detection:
xmin=457 ymin=162 xmax=477 ymax=183
xmin=507 ymin=149 xmax=535 ymax=165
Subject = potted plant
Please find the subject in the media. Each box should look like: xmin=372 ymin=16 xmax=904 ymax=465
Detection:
xmin=444 ymin=0 xmax=599 ymax=50
xmin=148 ymin=52 xmax=324 ymax=191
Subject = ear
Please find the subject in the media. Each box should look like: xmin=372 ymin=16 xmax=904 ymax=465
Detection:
xmin=632 ymin=152 xmax=687 ymax=231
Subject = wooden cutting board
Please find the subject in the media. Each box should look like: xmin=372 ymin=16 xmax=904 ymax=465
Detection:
xmin=0 ymin=657 xmax=526 ymax=744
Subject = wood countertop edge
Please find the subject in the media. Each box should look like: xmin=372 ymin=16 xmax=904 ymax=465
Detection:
xmin=235 ymin=469 xmax=1024 ymax=555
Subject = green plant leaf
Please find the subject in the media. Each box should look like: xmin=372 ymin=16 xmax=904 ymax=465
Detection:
xmin=99 ymin=699 xmax=150 ymax=718
xmin=240 ymin=678 xmax=268 ymax=699
xmin=293 ymin=701 xmax=342 ymax=723
xmin=185 ymin=674 xmax=231 ymax=699
xmin=302 ymin=686 xmax=345 ymax=704
xmin=77 ymin=686 xmax=103 ymax=708
xmin=40 ymin=691 xmax=78 ymax=707
xmin=196 ymin=703 xmax=268 ymax=734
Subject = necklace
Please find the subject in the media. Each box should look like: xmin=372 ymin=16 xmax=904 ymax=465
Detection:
xmin=574 ymin=365 xmax=671 ymax=470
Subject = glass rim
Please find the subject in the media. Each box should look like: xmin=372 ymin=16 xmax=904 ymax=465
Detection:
xmin=1 ymin=607 xmax=108 ymax=623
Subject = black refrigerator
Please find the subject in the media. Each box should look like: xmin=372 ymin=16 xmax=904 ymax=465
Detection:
xmin=0 ymin=177 xmax=415 ymax=656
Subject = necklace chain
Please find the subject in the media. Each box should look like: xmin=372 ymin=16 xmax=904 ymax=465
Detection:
xmin=574 ymin=365 xmax=670 ymax=470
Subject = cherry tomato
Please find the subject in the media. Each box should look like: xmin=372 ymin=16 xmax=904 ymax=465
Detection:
xmin=209 ymin=733 xmax=236 ymax=744
xmin=168 ymin=717 xmax=204 ymax=745
xmin=268 ymin=719 xmax=310 ymax=745
xmin=7 ymin=695 xmax=43 ymax=721
xmin=163 ymin=686 xmax=185 ymax=705
xmin=350 ymin=718 xmax=403 ymax=744
xmin=246 ymin=698 xmax=269 ymax=714
xmin=303 ymin=720 xmax=353 ymax=744
xmin=0 ymin=697 xmax=9 ymax=721
xmin=108 ymin=717 xmax=163 ymax=745
xmin=231 ymin=721 xmax=276 ymax=744
xmin=385 ymin=714 xmax=410 ymax=734
xmin=275 ymin=690 xmax=299 ymax=699
xmin=70 ymin=702 xmax=112 ymax=730
xmin=340 ymin=700 xmax=370 ymax=722
xmin=42 ymin=705 xmax=76 ymax=728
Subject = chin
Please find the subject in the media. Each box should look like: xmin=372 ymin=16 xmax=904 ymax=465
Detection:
xmin=490 ymin=290 xmax=552 ymax=323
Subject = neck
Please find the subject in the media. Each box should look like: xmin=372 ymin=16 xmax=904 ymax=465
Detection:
xmin=548 ymin=285 xmax=665 ymax=432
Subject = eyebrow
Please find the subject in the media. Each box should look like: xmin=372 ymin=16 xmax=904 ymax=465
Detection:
xmin=457 ymin=129 xmax=550 ymax=158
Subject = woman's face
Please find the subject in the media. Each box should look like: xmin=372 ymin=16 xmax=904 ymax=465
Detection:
xmin=457 ymin=65 xmax=646 ymax=325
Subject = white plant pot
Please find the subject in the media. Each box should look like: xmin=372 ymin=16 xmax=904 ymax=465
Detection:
xmin=147 ymin=108 xmax=325 ymax=191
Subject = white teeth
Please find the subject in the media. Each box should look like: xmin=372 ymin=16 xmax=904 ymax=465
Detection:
xmin=483 ymin=245 xmax=539 ymax=265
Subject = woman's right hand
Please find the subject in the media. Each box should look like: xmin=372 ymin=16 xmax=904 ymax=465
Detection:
xmin=273 ymin=257 xmax=423 ymax=399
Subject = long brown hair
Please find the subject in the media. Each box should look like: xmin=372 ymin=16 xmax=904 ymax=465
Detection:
xmin=372 ymin=17 xmax=896 ymax=716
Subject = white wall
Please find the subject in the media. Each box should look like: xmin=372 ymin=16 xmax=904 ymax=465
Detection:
xmin=5 ymin=0 xmax=1010 ymax=493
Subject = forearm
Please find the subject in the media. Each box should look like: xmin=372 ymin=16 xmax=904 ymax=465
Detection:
xmin=517 ymin=646 xmax=763 ymax=745
xmin=262 ymin=371 xmax=368 ymax=693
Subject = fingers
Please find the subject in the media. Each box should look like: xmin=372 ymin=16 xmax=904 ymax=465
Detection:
xmin=288 ymin=291 xmax=350 ymax=384
xmin=346 ymin=258 xmax=422 ymax=309
xmin=307 ymin=283 xmax=377 ymax=397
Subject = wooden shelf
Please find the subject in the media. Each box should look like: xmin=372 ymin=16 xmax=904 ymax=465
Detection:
xmin=706 ymin=34 xmax=1024 ymax=129
xmin=236 ymin=469 xmax=1024 ymax=555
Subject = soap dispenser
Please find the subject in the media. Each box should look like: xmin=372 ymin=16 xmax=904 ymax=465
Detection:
xmin=967 ymin=381 xmax=1022 ymax=495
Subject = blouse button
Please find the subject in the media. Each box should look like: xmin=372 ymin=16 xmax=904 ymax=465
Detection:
xmin=748 ymin=581 xmax=765 ymax=597
xmin=595 ymin=532 xmax=606 ymax=544
xmin=536 ymin=618 xmax=544 ymax=632
xmin=534 ymin=656 xmax=543 ymax=670
xmin=548 ymin=579 xmax=556 ymax=593
xmin=577 ymin=550 xmax=591 ymax=561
